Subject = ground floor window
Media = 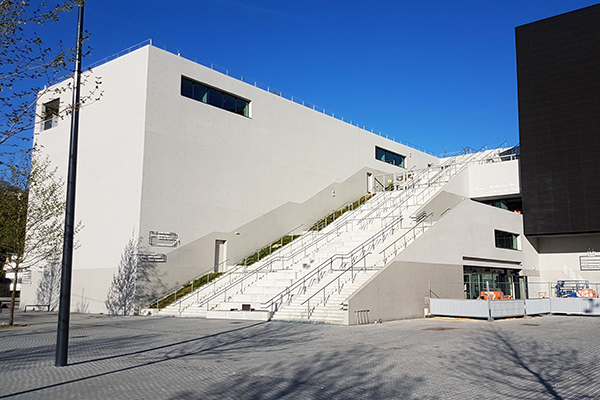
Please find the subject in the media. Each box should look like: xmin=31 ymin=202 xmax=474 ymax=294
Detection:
xmin=463 ymin=266 xmax=526 ymax=300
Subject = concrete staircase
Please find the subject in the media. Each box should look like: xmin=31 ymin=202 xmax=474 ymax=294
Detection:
xmin=156 ymin=148 xmax=503 ymax=323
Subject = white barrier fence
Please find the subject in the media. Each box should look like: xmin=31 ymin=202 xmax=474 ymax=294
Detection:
xmin=430 ymin=298 xmax=600 ymax=319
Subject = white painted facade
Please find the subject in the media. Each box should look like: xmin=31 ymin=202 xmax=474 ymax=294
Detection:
xmin=20 ymin=43 xmax=599 ymax=319
xmin=23 ymin=45 xmax=437 ymax=313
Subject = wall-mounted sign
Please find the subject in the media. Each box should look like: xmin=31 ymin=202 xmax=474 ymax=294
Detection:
xmin=138 ymin=253 xmax=167 ymax=263
xmin=149 ymin=231 xmax=179 ymax=247
xmin=580 ymin=256 xmax=600 ymax=271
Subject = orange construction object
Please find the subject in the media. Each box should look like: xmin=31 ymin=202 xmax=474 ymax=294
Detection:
xmin=480 ymin=290 xmax=503 ymax=300
xmin=578 ymin=288 xmax=597 ymax=298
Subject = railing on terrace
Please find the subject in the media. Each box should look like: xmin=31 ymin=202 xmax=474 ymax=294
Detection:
xmin=84 ymin=39 xmax=439 ymax=156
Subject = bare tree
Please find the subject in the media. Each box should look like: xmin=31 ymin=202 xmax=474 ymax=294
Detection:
xmin=0 ymin=0 xmax=102 ymax=156
xmin=105 ymin=236 xmax=137 ymax=316
xmin=34 ymin=245 xmax=62 ymax=311
xmin=105 ymin=235 xmax=162 ymax=315
xmin=0 ymin=147 xmax=79 ymax=325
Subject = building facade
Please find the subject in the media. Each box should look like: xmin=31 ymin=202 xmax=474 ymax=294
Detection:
xmin=516 ymin=3 xmax=600 ymax=291
xmin=19 ymin=4 xmax=600 ymax=320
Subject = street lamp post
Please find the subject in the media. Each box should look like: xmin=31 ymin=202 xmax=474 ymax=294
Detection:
xmin=55 ymin=1 xmax=85 ymax=367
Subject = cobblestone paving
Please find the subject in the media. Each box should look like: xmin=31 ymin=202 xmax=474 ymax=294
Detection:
xmin=1 ymin=311 xmax=599 ymax=399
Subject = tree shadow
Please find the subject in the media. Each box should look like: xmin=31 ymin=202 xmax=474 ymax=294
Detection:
xmin=165 ymin=344 xmax=424 ymax=400
xmin=445 ymin=326 xmax=600 ymax=399
xmin=1 ymin=320 xmax=425 ymax=399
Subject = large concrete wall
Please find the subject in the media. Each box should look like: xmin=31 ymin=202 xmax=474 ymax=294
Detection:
xmin=469 ymin=160 xmax=520 ymax=200
xmin=347 ymin=261 xmax=462 ymax=324
xmin=21 ymin=44 xmax=439 ymax=313
xmin=137 ymin=46 xmax=439 ymax=292
xmin=347 ymin=162 xmax=533 ymax=323
xmin=22 ymin=47 xmax=150 ymax=312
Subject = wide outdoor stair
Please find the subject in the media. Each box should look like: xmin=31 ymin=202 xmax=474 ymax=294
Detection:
xmin=271 ymin=255 xmax=384 ymax=323
xmin=156 ymin=147 xmax=504 ymax=322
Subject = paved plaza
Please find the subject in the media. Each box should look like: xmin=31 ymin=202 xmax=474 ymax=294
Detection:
xmin=1 ymin=311 xmax=599 ymax=399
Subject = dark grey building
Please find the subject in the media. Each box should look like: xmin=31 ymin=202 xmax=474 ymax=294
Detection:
xmin=516 ymin=4 xmax=600 ymax=236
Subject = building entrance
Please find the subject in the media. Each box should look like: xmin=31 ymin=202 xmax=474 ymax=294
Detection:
xmin=463 ymin=266 xmax=526 ymax=300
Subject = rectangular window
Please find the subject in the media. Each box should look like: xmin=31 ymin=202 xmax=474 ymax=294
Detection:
xmin=181 ymin=76 xmax=250 ymax=117
xmin=495 ymin=230 xmax=520 ymax=250
xmin=375 ymin=146 xmax=405 ymax=168
xmin=42 ymin=99 xmax=60 ymax=131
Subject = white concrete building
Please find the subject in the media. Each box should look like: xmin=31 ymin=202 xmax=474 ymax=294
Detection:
xmin=20 ymin=41 xmax=599 ymax=322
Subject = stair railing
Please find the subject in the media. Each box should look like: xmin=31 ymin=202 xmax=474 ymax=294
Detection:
xmin=380 ymin=213 xmax=434 ymax=264
xmin=148 ymin=260 xmax=227 ymax=311
xmin=185 ymin=190 xmax=408 ymax=313
xmin=374 ymin=146 xmax=505 ymax=227
xmin=157 ymin=223 xmax=307 ymax=312
xmin=302 ymin=251 xmax=373 ymax=319
xmin=300 ymin=213 xmax=435 ymax=319
xmin=261 ymin=212 xmax=405 ymax=313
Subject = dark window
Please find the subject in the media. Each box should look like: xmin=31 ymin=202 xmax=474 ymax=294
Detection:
xmin=375 ymin=146 xmax=405 ymax=168
xmin=222 ymin=93 xmax=236 ymax=112
xmin=479 ymin=197 xmax=522 ymax=213
xmin=181 ymin=78 xmax=193 ymax=98
xmin=207 ymin=88 xmax=222 ymax=107
xmin=193 ymin=83 xmax=208 ymax=102
xmin=181 ymin=76 xmax=250 ymax=117
xmin=42 ymin=99 xmax=60 ymax=131
xmin=495 ymin=230 xmax=519 ymax=250
xmin=235 ymin=98 xmax=249 ymax=117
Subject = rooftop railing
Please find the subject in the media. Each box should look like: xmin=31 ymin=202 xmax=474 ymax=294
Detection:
xmin=84 ymin=39 xmax=439 ymax=156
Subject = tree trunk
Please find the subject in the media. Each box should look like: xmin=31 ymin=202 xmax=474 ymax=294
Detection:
xmin=9 ymin=267 xmax=17 ymax=326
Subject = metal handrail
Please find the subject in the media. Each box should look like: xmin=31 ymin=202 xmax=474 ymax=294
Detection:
xmin=261 ymin=212 xmax=405 ymax=312
xmin=161 ymin=146 xmax=504 ymax=313
xmin=261 ymin=150 xmax=492 ymax=313
xmin=187 ymin=194 xmax=386 ymax=312
xmin=237 ymin=223 xmax=304 ymax=267
xmin=148 ymin=259 xmax=228 ymax=310
xmin=155 ymin=223 xmax=305 ymax=311
xmin=300 ymin=212 xmax=436 ymax=319
xmin=262 ymin=147 xmax=504 ymax=316
xmin=380 ymin=213 xmax=434 ymax=264
xmin=301 ymin=251 xmax=373 ymax=319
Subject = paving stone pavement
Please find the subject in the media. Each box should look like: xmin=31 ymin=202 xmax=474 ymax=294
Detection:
xmin=1 ymin=311 xmax=599 ymax=399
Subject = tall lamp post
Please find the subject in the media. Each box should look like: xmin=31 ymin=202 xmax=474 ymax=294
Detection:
xmin=55 ymin=1 xmax=84 ymax=367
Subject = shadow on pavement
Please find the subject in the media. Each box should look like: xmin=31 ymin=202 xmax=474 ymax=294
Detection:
xmin=446 ymin=327 xmax=600 ymax=399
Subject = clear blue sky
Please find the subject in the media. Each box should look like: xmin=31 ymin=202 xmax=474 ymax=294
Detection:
xmin=43 ymin=1 xmax=600 ymax=155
